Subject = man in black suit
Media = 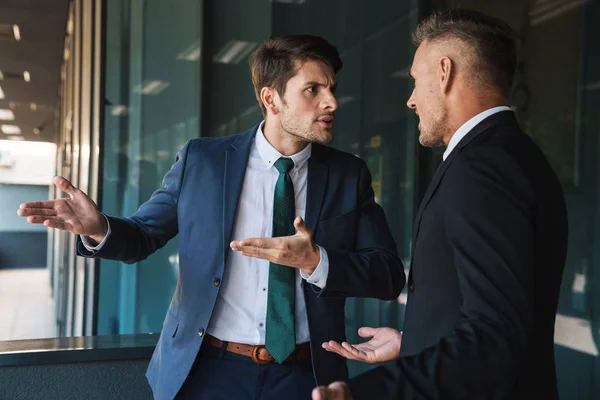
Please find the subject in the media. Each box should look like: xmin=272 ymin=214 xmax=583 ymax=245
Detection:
xmin=312 ymin=9 xmax=568 ymax=400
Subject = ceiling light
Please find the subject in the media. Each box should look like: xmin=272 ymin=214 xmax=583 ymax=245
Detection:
xmin=213 ymin=40 xmax=257 ymax=64
xmin=0 ymin=85 xmax=4 ymax=100
xmin=2 ymin=125 xmax=21 ymax=134
xmin=177 ymin=43 xmax=201 ymax=61
xmin=111 ymin=105 xmax=129 ymax=116
xmin=0 ymin=71 xmax=4 ymax=80
xmin=30 ymin=103 xmax=37 ymax=111
xmin=23 ymin=71 xmax=30 ymax=82
xmin=33 ymin=128 xmax=40 ymax=134
xmin=13 ymin=25 xmax=21 ymax=41
xmin=390 ymin=66 xmax=411 ymax=78
xmin=132 ymin=80 xmax=170 ymax=95
xmin=337 ymin=96 xmax=354 ymax=107
xmin=530 ymin=0 xmax=583 ymax=26
xmin=0 ymin=109 xmax=15 ymax=120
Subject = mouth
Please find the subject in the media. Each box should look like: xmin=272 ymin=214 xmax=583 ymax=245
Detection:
xmin=317 ymin=115 xmax=335 ymax=129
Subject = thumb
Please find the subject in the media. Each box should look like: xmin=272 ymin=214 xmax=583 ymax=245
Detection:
xmin=53 ymin=176 xmax=77 ymax=197
xmin=358 ymin=326 xmax=378 ymax=338
xmin=294 ymin=216 xmax=310 ymax=235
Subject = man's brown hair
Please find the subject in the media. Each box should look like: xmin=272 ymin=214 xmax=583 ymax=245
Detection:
xmin=249 ymin=35 xmax=343 ymax=117
xmin=413 ymin=9 xmax=518 ymax=96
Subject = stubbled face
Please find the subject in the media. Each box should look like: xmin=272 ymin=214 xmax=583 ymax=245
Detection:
xmin=407 ymin=41 xmax=450 ymax=147
xmin=275 ymin=59 xmax=338 ymax=145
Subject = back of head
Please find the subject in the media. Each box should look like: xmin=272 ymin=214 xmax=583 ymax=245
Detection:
xmin=248 ymin=34 xmax=343 ymax=117
xmin=413 ymin=9 xmax=518 ymax=97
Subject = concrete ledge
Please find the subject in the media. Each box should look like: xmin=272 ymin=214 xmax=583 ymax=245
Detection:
xmin=0 ymin=334 xmax=158 ymax=367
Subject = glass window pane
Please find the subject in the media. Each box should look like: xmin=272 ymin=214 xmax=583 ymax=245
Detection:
xmin=99 ymin=0 xmax=201 ymax=335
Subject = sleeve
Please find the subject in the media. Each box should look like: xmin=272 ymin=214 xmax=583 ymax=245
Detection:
xmin=77 ymin=140 xmax=192 ymax=263
xmin=317 ymin=159 xmax=405 ymax=301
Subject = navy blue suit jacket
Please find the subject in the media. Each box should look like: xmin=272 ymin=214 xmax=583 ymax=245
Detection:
xmin=78 ymin=125 xmax=405 ymax=400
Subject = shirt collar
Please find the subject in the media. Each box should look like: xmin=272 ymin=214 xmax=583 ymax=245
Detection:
xmin=255 ymin=120 xmax=312 ymax=169
xmin=443 ymin=106 xmax=512 ymax=160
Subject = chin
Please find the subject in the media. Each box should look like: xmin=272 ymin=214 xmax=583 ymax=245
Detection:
xmin=316 ymin=132 xmax=334 ymax=145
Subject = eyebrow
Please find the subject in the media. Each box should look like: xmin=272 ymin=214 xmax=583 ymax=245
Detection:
xmin=304 ymin=81 xmax=338 ymax=90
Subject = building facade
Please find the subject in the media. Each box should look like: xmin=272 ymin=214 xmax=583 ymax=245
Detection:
xmin=51 ymin=0 xmax=600 ymax=397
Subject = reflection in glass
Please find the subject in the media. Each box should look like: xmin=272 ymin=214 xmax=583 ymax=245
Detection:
xmin=98 ymin=0 xmax=201 ymax=335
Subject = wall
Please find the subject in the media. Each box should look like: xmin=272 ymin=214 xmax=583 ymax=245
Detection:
xmin=0 ymin=140 xmax=55 ymax=269
xmin=0 ymin=359 xmax=152 ymax=400
xmin=0 ymin=184 xmax=49 ymax=268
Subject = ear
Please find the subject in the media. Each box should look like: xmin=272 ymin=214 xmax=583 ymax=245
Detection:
xmin=438 ymin=56 xmax=453 ymax=94
xmin=260 ymin=87 xmax=279 ymax=116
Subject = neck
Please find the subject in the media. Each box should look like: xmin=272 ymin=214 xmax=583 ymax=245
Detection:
xmin=443 ymin=95 xmax=508 ymax=145
xmin=262 ymin=118 xmax=309 ymax=156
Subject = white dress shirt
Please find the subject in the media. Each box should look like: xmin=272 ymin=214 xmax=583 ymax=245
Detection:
xmin=83 ymin=122 xmax=329 ymax=345
xmin=443 ymin=106 xmax=512 ymax=161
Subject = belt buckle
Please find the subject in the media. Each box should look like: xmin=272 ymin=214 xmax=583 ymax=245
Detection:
xmin=250 ymin=345 xmax=272 ymax=365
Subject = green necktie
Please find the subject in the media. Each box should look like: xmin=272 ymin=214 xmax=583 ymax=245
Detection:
xmin=265 ymin=157 xmax=297 ymax=363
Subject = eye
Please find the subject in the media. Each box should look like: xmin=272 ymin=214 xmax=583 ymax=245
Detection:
xmin=307 ymin=86 xmax=318 ymax=94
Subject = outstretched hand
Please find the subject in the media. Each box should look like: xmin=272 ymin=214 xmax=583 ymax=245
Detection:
xmin=230 ymin=216 xmax=320 ymax=275
xmin=322 ymin=327 xmax=402 ymax=364
xmin=17 ymin=176 xmax=107 ymax=243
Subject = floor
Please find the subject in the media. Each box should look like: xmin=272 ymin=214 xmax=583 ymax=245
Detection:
xmin=0 ymin=268 xmax=55 ymax=341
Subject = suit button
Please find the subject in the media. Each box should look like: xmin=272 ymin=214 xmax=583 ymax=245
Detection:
xmin=198 ymin=328 xmax=204 ymax=337
xmin=408 ymin=282 xmax=415 ymax=292
xmin=213 ymin=277 xmax=221 ymax=287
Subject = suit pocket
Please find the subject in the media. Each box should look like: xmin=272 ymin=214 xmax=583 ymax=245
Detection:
xmin=317 ymin=209 xmax=357 ymax=250
xmin=163 ymin=309 xmax=179 ymax=339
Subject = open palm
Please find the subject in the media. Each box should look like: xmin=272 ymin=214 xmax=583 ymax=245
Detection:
xmin=322 ymin=327 xmax=402 ymax=364
xmin=17 ymin=176 xmax=107 ymax=242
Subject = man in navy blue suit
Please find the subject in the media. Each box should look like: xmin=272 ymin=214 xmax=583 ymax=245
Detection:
xmin=18 ymin=35 xmax=405 ymax=400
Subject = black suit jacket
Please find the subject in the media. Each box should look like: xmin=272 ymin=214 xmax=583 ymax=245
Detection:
xmin=350 ymin=111 xmax=568 ymax=399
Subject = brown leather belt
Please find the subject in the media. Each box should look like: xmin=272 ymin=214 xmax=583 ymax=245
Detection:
xmin=204 ymin=334 xmax=311 ymax=365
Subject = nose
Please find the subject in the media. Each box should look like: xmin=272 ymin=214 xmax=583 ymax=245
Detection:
xmin=322 ymin=89 xmax=338 ymax=112
xmin=407 ymin=89 xmax=416 ymax=110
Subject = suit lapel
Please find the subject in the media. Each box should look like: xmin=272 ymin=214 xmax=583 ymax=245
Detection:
xmin=222 ymin=127 xmax=256 ymax=265
xmin=305 ymin=145 xmax=329 ymax=236
xmin=409 ymin=110 xmax=518 ymax=269
xmin=411 ymin=158 xmax=451 ymax=245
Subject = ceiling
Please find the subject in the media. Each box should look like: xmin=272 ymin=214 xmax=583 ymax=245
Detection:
xmin=0 ymin=0 xmax=69 ymax=144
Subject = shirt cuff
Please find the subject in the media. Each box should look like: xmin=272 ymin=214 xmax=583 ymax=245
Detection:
xmin=300 ymin=246 xmax=329 ymax=289
xmin=81 ymin=214 xmax=111 ymax=251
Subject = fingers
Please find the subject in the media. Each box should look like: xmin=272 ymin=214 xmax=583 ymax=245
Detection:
xmin=312 ymin=387 xmax=326 ymax=400
xmin=43 ymin=219 xmax=74 ymax=231
xmin=26 ymin=215 xmax=60 ymax=224
xmin=17 ymin=208 xmax=58 ymax=217
xmin=53 ymin=176 xmax=77 ymax=196
xmin=311 ymin=383 xmax=350 ymax=400
xmin=19 ymin=200 xmax=57 ymax=210
xmin=357 ymin=326 xmax=377 ymax=338
xmin=230 ymin=237 xmax=269 ymax=250
xmin=329 ymin=382 xmax=352 ymax=400
xmin=322 ymin=341 xmax=363 ymax=361
xmin=341 ymin=342 xmax=362 ymax=356
xmin=22 ymin=215 xmax=74 ymax=232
